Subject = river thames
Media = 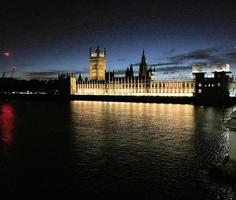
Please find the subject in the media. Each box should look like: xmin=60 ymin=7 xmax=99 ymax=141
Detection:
xmin=0 ymin=101 xmax=235 ymax=199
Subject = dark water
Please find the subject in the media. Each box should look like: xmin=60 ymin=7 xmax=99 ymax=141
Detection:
xmin=0 ymin=100 xmax=235 ymax=199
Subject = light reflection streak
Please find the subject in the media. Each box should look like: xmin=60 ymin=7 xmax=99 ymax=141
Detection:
xmin=0 ymin=104 xmax=15 ymax=150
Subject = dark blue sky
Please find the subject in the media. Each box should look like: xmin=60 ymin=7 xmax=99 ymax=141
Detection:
xmin=1 ymin=0 xmax=236 ymax=78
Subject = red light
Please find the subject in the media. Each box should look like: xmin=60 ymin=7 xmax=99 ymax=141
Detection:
xmin=3 ymin=52 xmax=10 ymax=57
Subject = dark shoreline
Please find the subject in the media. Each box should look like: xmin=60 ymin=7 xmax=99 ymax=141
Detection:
xmin=1 ymin=94 xmax=236 ymax=106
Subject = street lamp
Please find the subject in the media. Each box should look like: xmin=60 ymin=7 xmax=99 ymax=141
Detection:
xmin=1 ymin=51 xmax=11 ymax=78
xmin=11 ymin=66 xmax=16 ymax=78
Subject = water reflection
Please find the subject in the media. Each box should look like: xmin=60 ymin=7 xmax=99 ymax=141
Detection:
xmin=70 ymin=101 xmax=197 ymax=166
xmin=0 ymin=101 xmax=233 ymax=199
xmin=69 ymin=101 xmax=234 ymax=199
xmin=193 ymin=107 xmax=229 ymax=159
xmin=0 ymin=104 xmax=15 ymax=150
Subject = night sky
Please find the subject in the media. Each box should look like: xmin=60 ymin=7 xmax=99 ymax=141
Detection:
xmin=1 ymin=0 xmax=236 ymax=79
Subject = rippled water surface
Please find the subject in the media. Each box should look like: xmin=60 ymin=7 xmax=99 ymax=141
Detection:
xmin=0 ymin=101 xmax=235 ymax=199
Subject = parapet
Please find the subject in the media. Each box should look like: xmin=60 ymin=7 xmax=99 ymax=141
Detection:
xmin=89 ymin=46 xmax=106 ymax=58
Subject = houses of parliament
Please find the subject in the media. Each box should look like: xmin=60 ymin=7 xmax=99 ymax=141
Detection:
xmin=59 ymin=46 xmax=232 ymax=101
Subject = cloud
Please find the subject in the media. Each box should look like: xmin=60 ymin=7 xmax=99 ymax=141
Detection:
xmin=25 ymin=70 xmax=66 ymax=79
xmin=149 ymin=62 xmax=180 ymax=66
xmin=25 ymin=69 xmax=88 ymax=79
xmin=168 ymin=48 xmax=176 ymax=54
xmin=116 ymin=58 xmax=128 ymax=62
xmin=162 ymin=48 xmax=176 ymax=56
xmin=14 ymin=63 xmax=37 ymax=69
xmin=26 ymin=70 xmax=64 ymax=77
xmin=167 ymin=46 xmax=224 ymax=64
xmin=223 ymin=52 xmax=236 ymax=64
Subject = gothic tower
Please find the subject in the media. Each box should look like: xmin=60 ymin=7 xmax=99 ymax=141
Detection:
xmin=89 ymin=46 xmax=106 ymax=81
xmin=139 ymin=49 xmax=148 ymax=79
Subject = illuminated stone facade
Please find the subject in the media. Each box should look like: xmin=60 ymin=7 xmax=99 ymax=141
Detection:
xmin=89 ymin=46 xmax=106 ymax=81
xmin=70 ymin=76 xmax=77 ymax=95
xmin=77 ymin=79 xmax=194 ymax=96
xmin=70 ymin=48 xmax=231 ymax=98
xmin=75 ymin=48 xmax=195 ymax=96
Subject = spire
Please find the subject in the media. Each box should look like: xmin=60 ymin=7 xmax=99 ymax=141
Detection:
xmin=141 ymin=49 xmax=146 ymax=65
xmin=104 ymin=48 xmax=106 ymax=56
xmin=125 ymin=67 xmax=130 ymax=78
xmin=78 ymin=73 xmax=82 ymax=81
xmin=139 ymin=49 xmax=148 ymax=79
xmin=95 ymin=45 xmax=100 ymax=55
xmin=130 ymin=64 xmax=134 ymax=77
xmin=130 ymin=64 xmax=133 ymax=71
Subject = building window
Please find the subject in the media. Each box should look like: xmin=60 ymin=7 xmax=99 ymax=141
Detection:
xmin=198 ymin=89 xmax=202 ymax=93
xmin=198 ymin=83 xmax=202 ymax=87
xmin=92 ymin=65 xmax=96 ymax=70
xmin=217 ymin=82 xmax=221 ymax=87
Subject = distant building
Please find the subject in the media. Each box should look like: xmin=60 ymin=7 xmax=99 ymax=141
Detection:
xmin=152 ymin=68 xmax=194 ymax=81
xmin=58 ymin=73 xmax=77 ymax=96
xmin=125 ymin=65 xmax=134 ymax=78
xmin=89 ymin=46 xmax=106 ymax=81
xmin=76 ymin=48 xmax=195 ymax=97
xmin=61 ymin=48 xmax=232 ymax=101
xmin=192 ymin=64 xmax=231 ymax=103
xmin=229 ymin=75 xmax=236 ymax=97
xmin=105 ymin=70 xmax=115 ymax=82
